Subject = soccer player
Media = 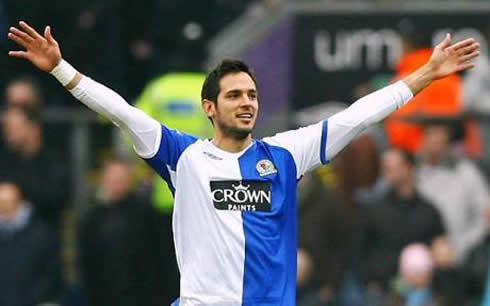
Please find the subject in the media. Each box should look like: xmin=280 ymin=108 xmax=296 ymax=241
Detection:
xmin=7 ymin=21 xmax=479 ymax=306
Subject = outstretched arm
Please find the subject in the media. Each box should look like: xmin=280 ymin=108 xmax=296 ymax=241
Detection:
xmin=8 ymin=21 xmax=161 ymax=158
xmin=325 ymin=34 xmax=479 ymax=160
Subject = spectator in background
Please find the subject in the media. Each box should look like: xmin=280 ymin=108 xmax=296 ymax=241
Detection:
xmin=0 ymin=76 xmax=42 ymax=152
xmin=0 ymin=182 xmax=63 ymax=306
xmin=430 ymin=236 xmax=467 ymax=306
xmin=4 ymin=76 xmax=43 ymax=112
xmin=397 ymin=244 xmax=435 ymax=306
xmin=356 ymin=148 xmax=445 ymax=305
xmin=297 ymin=131 xmax=381 ymax=306
xmin=78 ymin=159 xmax=175 ymax=306
xmin=0 ymin=107 xmax=69 ymax=231
xmin=297 ymin=168 xmax=349 ymax=306
xmin=416 ymin=117 xmax=489 ymax=264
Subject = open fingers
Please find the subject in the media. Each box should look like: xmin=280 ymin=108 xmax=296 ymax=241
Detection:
xmin=457 ymin=43 xmax=479 ymax=56
xmin=8 ymin=50 xmax=28 ymax=59
xmin=447 ymin=38 xmax=476 ymax=52
xmin=458 ymin=50 xmax=480 ymax=63
xmin=457 ymin=62 xmax=475 ymax=72
xmin=7 ymin=32 xmax=30 ymax=49
xmin=9 ymin=27 xmax=33 ymax=43
xmin=18 ymin=21 xmax=44 ymax=40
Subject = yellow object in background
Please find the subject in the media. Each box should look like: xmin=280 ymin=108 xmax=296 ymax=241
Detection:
xmin=135 ymin=73 xmax=212 ymax=214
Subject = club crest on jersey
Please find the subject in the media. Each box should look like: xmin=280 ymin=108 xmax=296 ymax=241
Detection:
xmin=256 ymin=159 xmax=277 ymax=176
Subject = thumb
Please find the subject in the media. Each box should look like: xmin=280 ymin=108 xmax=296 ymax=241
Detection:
xmin=437 ymin=33 xmax=451 ymax=50
xmin=44 ymin=26 xmax=56 ymax=44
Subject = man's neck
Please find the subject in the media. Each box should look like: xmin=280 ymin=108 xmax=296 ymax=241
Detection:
xmin=212 ymin=133 xmax=253 ymax=153
xmin=21 ymin=137 xmax=41 ymax=159
xmin=423 ymin=152 xmax=444 ymax=166
xmin=395 ymin=180 xmax=415 ymax=199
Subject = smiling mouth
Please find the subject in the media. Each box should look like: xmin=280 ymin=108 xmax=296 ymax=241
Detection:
xmin=236 ymin=113 xmax=253 ymax=119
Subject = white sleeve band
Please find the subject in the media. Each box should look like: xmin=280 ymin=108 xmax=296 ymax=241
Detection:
xmin=325 ymin=80 xmax=413 ymax=160
xmin=50 ymin=59 xmax=77 ymax=86
xmin=68 ymin=75 xmax=162 ymax=158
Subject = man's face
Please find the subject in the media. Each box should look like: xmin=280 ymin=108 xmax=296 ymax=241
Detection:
xmin=207 ymin=72 xmax=259 ymax=139
xmin=381 ymin=150 xmax=412 ymax=188
xmin=6 ymin=82 xmax=38 ymax=108
xmin=422 ymin=124 xmax=451 ymax=158
xmin=101 ymin=162 xmax=132 ymax=203
xmin=2 ymin=109 xmax=30 ymax=149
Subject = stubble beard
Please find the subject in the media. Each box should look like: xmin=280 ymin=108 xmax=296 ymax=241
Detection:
xmin=216 ymin=119 xmax=252 ymax=140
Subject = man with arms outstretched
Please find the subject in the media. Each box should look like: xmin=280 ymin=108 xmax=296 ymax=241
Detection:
xmin=8 ymin=21 xmax=480 ymax=306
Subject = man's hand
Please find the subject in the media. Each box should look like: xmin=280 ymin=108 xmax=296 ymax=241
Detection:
xmin=403 ymin=33 xmax=480 ymax=95
xmin=428 ymin=33 xmax=479 ymax=79
xmin=8 ymin=21 xmax=61 ymax=72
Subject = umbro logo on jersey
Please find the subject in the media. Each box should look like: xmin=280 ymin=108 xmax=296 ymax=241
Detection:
xmin=203 ymin=151 xmax=223 ymax=160
xmin=210 ymin=180 xmax=271 ymax=212
xmin=256 ymin=159 xmax=277 ymax=176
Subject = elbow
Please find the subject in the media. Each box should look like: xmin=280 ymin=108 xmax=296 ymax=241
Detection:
xmin=357 ymin=117 xmax=372 ymax=131
xmin=359 ymin=120 xmax=370 ymax=130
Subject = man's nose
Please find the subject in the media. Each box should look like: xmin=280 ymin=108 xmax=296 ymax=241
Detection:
xmin=240 ymin=95 xmax=253 ymax=107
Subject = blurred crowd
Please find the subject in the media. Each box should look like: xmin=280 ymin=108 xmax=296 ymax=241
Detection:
xmin=0 ymin=86 xmax=180 ymax=305
xmin=296 ymin=23 xmax=490 ymax=306
xmin=2 ymin=1 xmax=490 ymax=306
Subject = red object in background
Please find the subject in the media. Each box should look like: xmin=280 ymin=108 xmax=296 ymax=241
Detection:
xmin=385 ymin=48 xmax=462 ymax=152
xmin=385 ymin=48 xmax=481 ymax=157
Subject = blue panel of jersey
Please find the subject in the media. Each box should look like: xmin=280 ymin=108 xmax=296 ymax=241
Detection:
xmin=238 ymin=140 xmax=298 ymax=306
xmin=144 ymin=125 xmax=198 ymax=193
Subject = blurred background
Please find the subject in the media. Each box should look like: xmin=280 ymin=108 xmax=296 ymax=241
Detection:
xmin=2 ymin=0 xmax=490 ymax=305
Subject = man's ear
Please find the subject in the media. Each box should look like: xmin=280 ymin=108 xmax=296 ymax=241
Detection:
xmin=202 ymin=99 xmax=216 ymax=118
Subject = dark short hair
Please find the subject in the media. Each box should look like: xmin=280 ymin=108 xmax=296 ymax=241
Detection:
xmin=201 ymin=59 xmax=257 ymax=103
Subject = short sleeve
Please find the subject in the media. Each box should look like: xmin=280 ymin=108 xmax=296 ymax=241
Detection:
xmin=263 ymin=121 xmax=328 ymax=178
xmin=144 ymin=125 xmax=198 ymax=193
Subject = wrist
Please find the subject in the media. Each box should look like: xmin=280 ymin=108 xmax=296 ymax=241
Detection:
xmin=420 ymin=63 xmax=437 ymax=82
xmin=402 ymin=63 xmax=437 ymax=96
xmin=50 ymin=59 xmax=77 ymax=86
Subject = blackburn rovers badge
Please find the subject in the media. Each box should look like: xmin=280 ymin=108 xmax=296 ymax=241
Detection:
xmin=256 ymin=159 xmax=277 ymax=176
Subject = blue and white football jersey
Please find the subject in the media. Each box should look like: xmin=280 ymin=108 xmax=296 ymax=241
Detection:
xmin=145 ymin=121 xmax=328 ymax=306
xmin=67 ymin=67 xmax=411 ymax=306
